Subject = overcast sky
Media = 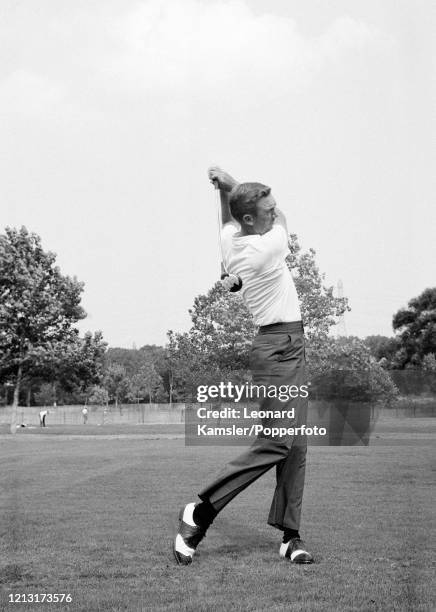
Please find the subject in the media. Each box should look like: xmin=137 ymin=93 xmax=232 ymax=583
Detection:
xmin=1 ymin=0 xmax=434 ymax=347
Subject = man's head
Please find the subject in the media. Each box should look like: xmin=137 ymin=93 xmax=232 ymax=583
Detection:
xmin=229 ymin=182 xmax=277 ymax=235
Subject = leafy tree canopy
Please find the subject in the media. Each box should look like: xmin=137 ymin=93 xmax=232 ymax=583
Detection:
xmin=307 ymin=336 xmax=398 ymax=404
xmin=392 ymin=288 xmax=436 ymax=368
xmin=0 ymin=227 xmax=106 ymax=423
xmin=363 ymin=335 xmax=401 ymax=365
xmin=286 ymin=234 xmax=349 ymax=340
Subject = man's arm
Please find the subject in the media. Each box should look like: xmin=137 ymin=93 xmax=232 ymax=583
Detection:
xmin=274 ymin=208 xmax=288 ymax=235
xmin=217 ymin=190 xmax=233 ymax=226
xmin=208 ymin=166 xmax=239 ymax=227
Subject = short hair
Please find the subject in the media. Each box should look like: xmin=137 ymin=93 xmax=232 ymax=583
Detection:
xmin=229 ymin=182 xmax=271 ymax=223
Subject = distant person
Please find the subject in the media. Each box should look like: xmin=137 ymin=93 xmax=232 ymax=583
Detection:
xmin=39 ymin=409 xmax=48 ymax=427
xmin=82 ymin=407 xmax=88 ymax=424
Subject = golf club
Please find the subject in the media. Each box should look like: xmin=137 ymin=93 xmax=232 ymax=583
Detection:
xmin=214 ymin=182 xmax=243 ymax=293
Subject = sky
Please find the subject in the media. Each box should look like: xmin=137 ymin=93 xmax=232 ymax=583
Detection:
xmin=1 ymin=0 xmax=434 ymax=347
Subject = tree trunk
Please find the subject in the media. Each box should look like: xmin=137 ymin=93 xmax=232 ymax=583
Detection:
xmin=10 ymin=364 xmax=22 ymax=434
xmin=169 ymin=371 xmax=173 ymax=407
xmin=26 ymin=386 xmax=31 ymax=407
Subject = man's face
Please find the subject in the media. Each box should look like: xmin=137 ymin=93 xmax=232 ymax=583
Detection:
xmin=250 ymin=194 xmax=277 ymax=235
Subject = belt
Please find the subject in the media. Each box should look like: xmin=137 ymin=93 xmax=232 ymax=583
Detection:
xmin=258 ymin=321 xmax=304 ymax=334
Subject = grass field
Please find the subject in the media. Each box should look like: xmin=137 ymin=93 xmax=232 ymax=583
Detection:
xmin=0 ymin=419 xmax=434 ymax=611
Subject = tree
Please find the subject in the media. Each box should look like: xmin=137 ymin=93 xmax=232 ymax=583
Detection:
xmin=105 ymin=345 xmax=170 ymax=399
xmin=87 ymin=385 xmax=109 ymax=406
xmin=167 ymin=327 xmax=226 ymax=402
xmin=127 ymin=360 xmax=163 ymax=404
xmin=141 ymin=360 xmax=164 ymax=404
xmin=286 ymin=234 xmax=349 ymax=341
xmin=105 ymin=345 xmax=166 ymax=376
xmin=422 ymin=353 xmax=436 ymax=372
xmin=392 ymin=288 xmax=436 ymax=368
xmin=103 ymin=363 xmax=130 ymax=407
xmin=3 ymin=330 xmax=106 ymax=408
xmin=34 ymin=382 xmax=56 ymax=407
xmin=363 ymin=335 xmax=401 ymax=367
xmin=307 ymin=336 xmax=398 ymax=405
xmin=0 ymin=226 xmax=103 ymax=430
xmin=167 ymin=282 xmax=256 ymax=400
xmin=33 ymin=331 xmax=107 ymax=397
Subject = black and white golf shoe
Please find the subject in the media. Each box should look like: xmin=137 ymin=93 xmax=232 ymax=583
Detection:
xmin=279 ymin=537 xmax=314 ymax=564
xmin=173 ymin=503 xmax=207 ymax=566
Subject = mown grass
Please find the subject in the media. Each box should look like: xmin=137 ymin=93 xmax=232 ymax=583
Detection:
xmin=0 ymin=423 xmax=434 ymax=611
xmin=12 ymin=423 xmax=186 ymax=437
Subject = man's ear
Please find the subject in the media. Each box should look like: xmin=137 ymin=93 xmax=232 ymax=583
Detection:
xmin=242 ymin=213 xmax=255 ymax=226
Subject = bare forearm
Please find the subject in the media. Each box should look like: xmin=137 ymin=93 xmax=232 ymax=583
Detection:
xmin=219 ymin=188 xmax=235 ymax=225
xmin=208 ymin=166 xmax=239 ymax=226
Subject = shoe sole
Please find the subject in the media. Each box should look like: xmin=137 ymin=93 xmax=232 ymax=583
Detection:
xmin=173 ymin=545 xmax=191 ymax=566
xmin=290 ymin=551 xmax=314 ymax=564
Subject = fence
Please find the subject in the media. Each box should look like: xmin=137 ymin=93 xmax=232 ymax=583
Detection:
xmin=1 ymin=397 xmax=435 ymax=429
xmin=0 ymin=403 xmax=186 ymax=426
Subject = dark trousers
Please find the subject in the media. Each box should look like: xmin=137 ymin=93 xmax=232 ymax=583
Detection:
xmin=198 ymin=321 xmax=308 ymax=531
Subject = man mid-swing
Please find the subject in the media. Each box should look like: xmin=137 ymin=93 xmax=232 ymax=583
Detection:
xmin=174 ymin=166 xmax=313 ymax=566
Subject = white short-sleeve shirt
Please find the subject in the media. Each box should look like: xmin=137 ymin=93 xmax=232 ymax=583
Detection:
xmin=221 ymin=223 xmax=301 ymax=326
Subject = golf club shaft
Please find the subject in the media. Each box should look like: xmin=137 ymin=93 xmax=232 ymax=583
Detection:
xmin=215 ymin=184 xmax=228 ymax=275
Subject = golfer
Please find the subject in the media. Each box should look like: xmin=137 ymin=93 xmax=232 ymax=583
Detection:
xmin=39 ymin=409 xmax=48 ymax=427
xmin=174 ymin=167 xmax=313 ymax=565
